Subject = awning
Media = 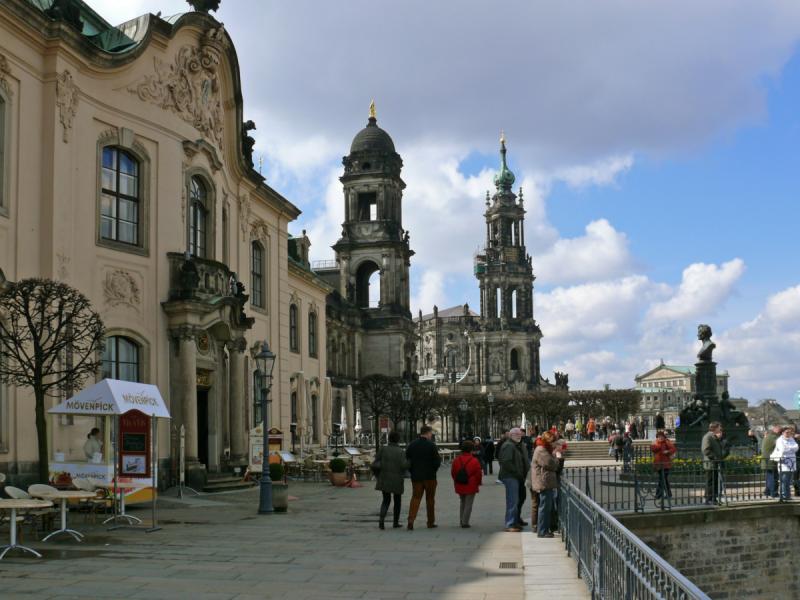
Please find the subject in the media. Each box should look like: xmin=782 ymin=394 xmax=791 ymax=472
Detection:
xmin=48 ymin=379 xmax=171 ymax=419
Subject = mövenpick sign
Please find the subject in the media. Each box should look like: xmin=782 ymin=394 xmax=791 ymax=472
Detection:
xmin=49 ymin=379 xmax=170 ymax=418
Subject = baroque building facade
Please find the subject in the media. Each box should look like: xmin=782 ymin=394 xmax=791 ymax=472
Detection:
xmin=415 ymin=136 xmax=547 ymax=395
xmin=0 ymin=0 xmax=331 ymax=487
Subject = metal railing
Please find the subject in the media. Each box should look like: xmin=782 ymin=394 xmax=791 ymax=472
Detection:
xmin=559 ymin=477 xmax=711 ymax=599
xmin=563 ymin=446 xmax=797 ymax=513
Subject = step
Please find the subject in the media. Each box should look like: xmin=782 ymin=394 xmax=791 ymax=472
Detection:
xmin=202 ymin=477 xmax=256 ymax=493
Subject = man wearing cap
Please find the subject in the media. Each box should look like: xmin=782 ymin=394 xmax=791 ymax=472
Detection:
xmin=498 ymin=427 xmax=527 ymax=532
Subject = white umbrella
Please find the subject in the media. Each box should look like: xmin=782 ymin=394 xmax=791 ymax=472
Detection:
xmin=323 ymin=378 xmax=333 ymax=438
xmin=345 ymin=384 xmax=355 ymax=444
xmin=340 ymin=404 xmax=348 ymax=445
xmin=521 ymin=412 xmax=527 ymax=430
xmin=355 ymin=409 xmax=362 ymax=433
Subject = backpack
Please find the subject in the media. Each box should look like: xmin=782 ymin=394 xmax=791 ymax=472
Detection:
xmin=455 ymin=458 xmax=470 ymax=485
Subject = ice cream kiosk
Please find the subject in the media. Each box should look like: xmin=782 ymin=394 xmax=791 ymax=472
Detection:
xmin=48 ymin=379 xmax=171 ymax=505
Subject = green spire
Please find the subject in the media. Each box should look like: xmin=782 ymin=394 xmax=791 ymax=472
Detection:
xmin=493 ymin=131 xmax=515 ymax=191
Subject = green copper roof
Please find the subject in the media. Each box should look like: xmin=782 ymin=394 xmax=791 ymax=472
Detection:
xmin=493 ymin=136 xmax=515 ymax=191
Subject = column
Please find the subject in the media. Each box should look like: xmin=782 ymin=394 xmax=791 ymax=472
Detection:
xmin=178 ymin=329 xmax=198 ymax=463
xmin=229 ymin=338 xmax=247 ymax=463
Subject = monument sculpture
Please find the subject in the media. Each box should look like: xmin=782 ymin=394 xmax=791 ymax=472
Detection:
xmin=676 ymin=324 xmax=749 ymax=449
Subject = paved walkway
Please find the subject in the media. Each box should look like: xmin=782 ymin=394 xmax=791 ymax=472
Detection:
xmin=0 ymin=477 xmax=588 ymax=599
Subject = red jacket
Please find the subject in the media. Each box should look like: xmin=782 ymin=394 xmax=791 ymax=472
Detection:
xmin=451 ymin=452 xmax=482 ymax=495
xmin=651 ymin=438 xmax=676 ymax=469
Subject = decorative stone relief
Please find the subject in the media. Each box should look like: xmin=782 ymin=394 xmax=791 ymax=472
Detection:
xmin=56 ymin=70 xmax=79 ymax=143
xmin=128 ymin=32 xmax=227 ymax=147
xmin=0 ymin=54 xmax=12 ymax=97
xmin=197 ymin=332 xmax=211 ymax=354
xmin=250 ymin=218 xmax=269 ymax=245
xmin=56 ymin=253 xmax=70 ymax=280
xmin=103 ymin=269 xmax=141 ymax=308
xmin=238 ymin=194 xmax=250 ymax=234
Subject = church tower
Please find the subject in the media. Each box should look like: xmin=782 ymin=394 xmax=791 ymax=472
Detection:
xmin=331 ymin=103 xmax=416 ymax=377
xmin=473 ymin=134 xmax=542 ymax=389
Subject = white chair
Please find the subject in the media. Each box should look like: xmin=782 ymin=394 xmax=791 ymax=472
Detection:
xmin=72 ymin=479 xmax=109 ymax=521
xmin=28 ymin=483 xmax=59 ymax=497
xmin=4 ymin=486 xmax=31 ymax=500
xmin=4 ymin=486 xmax=54 ymax=538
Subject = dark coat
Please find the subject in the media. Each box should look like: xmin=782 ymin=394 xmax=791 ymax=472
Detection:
xmin=701 ymin=431 xmax=729 ymax=470
xmin=498 ymin=440 xmax=526 ymax=480
xmin=655 ymin=415 xmax=666 ymax=430
xmin=483 ymin=440 xmax=495 ymax=461
xmin=451 ymin=452 xmax=482 ymax=495
xmin=406 ymin=436 xmax=442 ymax=481
xmin=531 ymin=445 xmax=558 ymax=492
xmin=375 ymin=443 xmax=409 ymax=495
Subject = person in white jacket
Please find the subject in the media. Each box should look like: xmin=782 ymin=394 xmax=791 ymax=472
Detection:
xmin=770 ymin=426 xmax=798 ymax=500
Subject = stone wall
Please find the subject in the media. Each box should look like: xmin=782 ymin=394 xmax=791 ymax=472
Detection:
xmin=619 ymin=504 xmax=800 ymax=599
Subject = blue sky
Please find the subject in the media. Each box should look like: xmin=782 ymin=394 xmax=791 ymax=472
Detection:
xmin=94 ymin=1 xmax=800 ymax=407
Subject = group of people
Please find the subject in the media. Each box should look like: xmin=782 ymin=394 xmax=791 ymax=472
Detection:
xmin=565 ymin=415 xmax=656 ymax=441
xmin=761 ymin=423 xmax=799 ymax=500
xmin=372 ymin=425 xmax=567 ymax=537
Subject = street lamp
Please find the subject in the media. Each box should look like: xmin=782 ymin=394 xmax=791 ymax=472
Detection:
xmin=289 ymin=422 xmax=297 ymax=454
xmin=255 ymin=341 xmax=276 ymax=515
xmin=487 ymin=392 xmax=495 ymax=439
xmin=401 ymin=381 xmax=412 ymax=441
xmin=458 ymin=399 xmax=468 ymax=441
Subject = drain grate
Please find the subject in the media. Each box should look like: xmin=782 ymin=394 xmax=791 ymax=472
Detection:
xmin=499 ymin=562 xmax=518 ymax=569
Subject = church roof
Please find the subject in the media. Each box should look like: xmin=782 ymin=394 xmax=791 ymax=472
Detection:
xmin=350 ymin=116 xmax=396 ymax=154
xmin=416 ymin=305 xmax=478 ymax=322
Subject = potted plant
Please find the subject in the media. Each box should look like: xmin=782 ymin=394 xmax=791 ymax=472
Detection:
xmin=269 ymin=462 xmax=289 ymax=512
xmin=329 ymin=457 xmax=348 ymax=486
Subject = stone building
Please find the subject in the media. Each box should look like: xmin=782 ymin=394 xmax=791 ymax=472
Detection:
xmin=415 ymin=135 xmax=545 ymax=395
xmin=0 ymin=0 xmax=330 ymax=487
xmin=313 ymin=106 xmax=417 ymax=433
xmin=635 ymin=361 xmax=730 ymax=428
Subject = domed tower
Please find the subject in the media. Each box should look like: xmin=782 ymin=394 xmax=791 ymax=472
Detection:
xmin=473 ymin=133 xmax=542 ymax=389
xmin=332 ymin=102 xmax=416 ymax=377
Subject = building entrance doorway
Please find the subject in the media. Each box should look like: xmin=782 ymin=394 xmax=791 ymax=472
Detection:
xmin=197 ymin=389 xmax=209 ymax=467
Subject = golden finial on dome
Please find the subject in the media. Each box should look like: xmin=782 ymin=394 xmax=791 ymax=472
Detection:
xmin=369 ymin=99 xmax=377 ymax=120
xmin=500 ymin=130 xmax=506 ymax=145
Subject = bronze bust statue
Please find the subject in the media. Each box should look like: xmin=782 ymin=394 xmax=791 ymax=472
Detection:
xmin=697 ymin=324 xmax=716 ymax=362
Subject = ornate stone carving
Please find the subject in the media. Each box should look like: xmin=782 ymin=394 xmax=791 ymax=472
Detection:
xmin=128 ymin=41 xmax=225 ymax=147
xmin=238 ymin=194 xmax=250 ymax=234
xmin=196 ymin=369 xmax=213 ymax=388
xmin=103 ymin=269 xmax=141 ymax=308
xmin=197 ymin=332 xmax=211 ymax=354
xmin=0 ymin=54 xmax=12 ymax=96
xmin=250 ymin=218 xmax=269 ymax=245
xmin=242 ymin=120 xmax=256 ymax=168
xmin=55 ymin=253 xmax=70 ymax=280
xmin=187 ymin=0 xmax=221 ymax=13
xmin=56 ymin=70 xmax=79 ymax=143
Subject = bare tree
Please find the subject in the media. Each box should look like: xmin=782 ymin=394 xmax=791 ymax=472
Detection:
xmin=0 ymin=278 xmax=105 ymax=481
xmin=354 ymin=374 xmax=395 ymax=449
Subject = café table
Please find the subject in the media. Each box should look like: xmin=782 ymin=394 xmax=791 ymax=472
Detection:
xmin=0 ymin=498 xmax=53 ymax=559
xmin=30 ymin=490 xmax=96 ymax=542
xmin=96 ymin=483 xmax=142 ymax=526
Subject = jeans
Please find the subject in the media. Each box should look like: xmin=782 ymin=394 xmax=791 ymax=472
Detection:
xmin=765 ymin=467 xmax=778 ymax=497
xmin=780 ymin=471 xmax=793 ymax=500
xmin=705 ymin=469 xmax=721 ymax=503
xmin=483 ymin=459 xmax=494 ymax=475
xmin=655 ymin=468 xmax=672 ymax=499
xmin=501 ymin=478 xmax=520 ymax=528
xmin=537 ymin=489 xmax=555 ymax=535
xmin=408 ymin=480 xmax=437 ymax=526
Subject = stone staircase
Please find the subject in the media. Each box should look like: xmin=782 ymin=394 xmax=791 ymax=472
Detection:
xmin=202 ymin=473 xmax=256 ymax=493
xmin=563 ymin=439 xmax=652 ymax=461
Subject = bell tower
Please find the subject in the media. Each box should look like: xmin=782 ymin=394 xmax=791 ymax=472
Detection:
xmin=332 ymin=103 xmax=415 ymax=377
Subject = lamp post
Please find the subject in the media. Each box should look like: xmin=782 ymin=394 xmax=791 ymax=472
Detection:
xmin=458 ymin=399 xmax=468 ymax=442
xmin=255 ymin=341 xmax=276 ymax=514
xmin=487 ymin=392 xmax=495 ymax=439
xmin=401 ymin=381 xmax=412 ymax=442
xmin=290 ymin=422 xmax=297 ymax=454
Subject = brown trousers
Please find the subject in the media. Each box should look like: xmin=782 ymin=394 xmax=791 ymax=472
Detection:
xmin=530 ymin=489 xmax=540 ymax=526
xmin=408 ymin=480 xmax=437 ymax=526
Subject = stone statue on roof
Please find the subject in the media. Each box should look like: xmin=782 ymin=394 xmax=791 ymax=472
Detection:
xmin=187 ymin=0 xmax=221 ymax=14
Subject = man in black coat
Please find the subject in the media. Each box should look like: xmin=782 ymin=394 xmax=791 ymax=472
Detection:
xmin=406 ymin=425 xmax=442 ymax=530
xmin=482 ymin=437 xmax=495 ymax=474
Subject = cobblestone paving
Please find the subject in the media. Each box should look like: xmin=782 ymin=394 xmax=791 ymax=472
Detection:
xmin=0 ymin=478 xmax=549 ymax=600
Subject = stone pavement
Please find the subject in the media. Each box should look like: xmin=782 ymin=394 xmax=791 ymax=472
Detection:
xmin=0 ymin=476 xmax=588 ymax=600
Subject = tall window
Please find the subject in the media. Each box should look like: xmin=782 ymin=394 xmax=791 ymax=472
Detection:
xmin=102 ymin=336 xmax=140 ymax=382
xmin=251 ymin=241 xmax=264 ymax=308
xmin=101 ymin=148 xmax=140 ymax=244
xmin=189 ymin=176 xmax=208 ymax=258
xmin=0 ymin=94 xmax=6 ymax=211
xmin=289 ymin=304 xmax=299 ymax=352
xmin=510 ymin=348 xmax=519 ymax=371
xmin=308 ymin=312 xmax=317 ymax=357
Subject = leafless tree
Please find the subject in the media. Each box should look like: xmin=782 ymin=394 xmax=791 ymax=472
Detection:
xmin=354 ymin=374 xmax=395 ymax=449
xmin=0 ymin=278 xmax=105 ymax=481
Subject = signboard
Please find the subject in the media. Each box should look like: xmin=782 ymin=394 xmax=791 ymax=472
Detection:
xmin=119 ymin=410 xmax=150 ymax=477
xmin=49 ymin=379 xmax=170 ymax=418
xmin=379 ymin=416 xmax=389 ymax=433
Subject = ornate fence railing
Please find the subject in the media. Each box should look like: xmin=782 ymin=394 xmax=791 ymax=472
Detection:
xmin=563 ymin=445 xmax=795 ymax=513
xmin=559 ymin=477 xmax=711 ymax=600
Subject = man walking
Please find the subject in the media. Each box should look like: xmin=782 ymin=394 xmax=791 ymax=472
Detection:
xmin=702 ymin=422 xmax=729 ymax=504
xmin=406 ymin=425 xmax=442 ymax=530
xmin=498 ymin=427 xmax=527 ymax=532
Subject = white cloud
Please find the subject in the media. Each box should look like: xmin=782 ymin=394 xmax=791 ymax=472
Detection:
xmin=555 ymin=155 xmax=634 ymax=189
xmin=411 ymin=270 xmax=447 ymax=316
xmin=646 ymin=259 xmax=746 ymax=323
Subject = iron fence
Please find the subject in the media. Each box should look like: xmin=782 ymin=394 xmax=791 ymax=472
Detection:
xmin=564 ymin=444 xmax=797 ymax=513
xmin=559 ymin=477 xmax=711 ymax=600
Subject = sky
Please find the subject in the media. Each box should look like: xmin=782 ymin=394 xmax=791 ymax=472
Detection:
xmin=93 ymin=1 xmax=800 ymax=407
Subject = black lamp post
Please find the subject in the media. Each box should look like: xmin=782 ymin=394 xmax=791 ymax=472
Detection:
xmin=487 ymin=392 xmax=495 ymax=439
xmin=401 ymin=381 xmax=412 ymax=442
xmin=255 ymin=341 xmax=276 ymax=515
xmin=290 ymin=422 xmax=297 ymax=454
xmin=458 ymin=399 xmax=468 ymax=441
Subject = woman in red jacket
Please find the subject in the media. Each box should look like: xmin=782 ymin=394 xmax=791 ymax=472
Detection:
xmin=451 ymin=440 xmax=483 ymax=528
xmin=651 ymin=430 xmax=676 ymax=500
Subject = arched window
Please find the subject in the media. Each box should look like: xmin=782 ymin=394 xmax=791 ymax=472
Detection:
xmin=189 ymin=176 xmax=208 ymax=258
xmin=289 ymin=304 xmax=299 ymax=353
xmin=251 ymin=241 xmax=264 ymax=308
xmin=308 ymin=312 xmax=317 ymax=358
xmin=291 ymin=391 xmax=298 ymax=423
xmin=102 ymin=336 xmax=141 ymax=382
xmin=101 ymin=147 xmax=140 ymax=245
xmin=510 ymin=348 xmax=519 ymax=371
